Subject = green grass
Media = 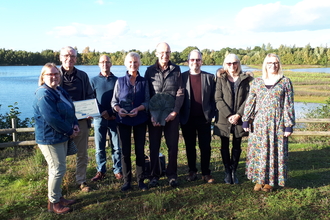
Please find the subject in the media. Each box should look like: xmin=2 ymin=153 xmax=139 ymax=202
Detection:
xmin=250 ymin=70 xmax=330 ymax=103
xmin=248 ymin=64 xmax=325 ymax=70
xmin=1 ymin=136 xmax=330 ymax=219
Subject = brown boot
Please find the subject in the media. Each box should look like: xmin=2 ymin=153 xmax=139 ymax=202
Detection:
xmin=48 ymin=201 xmax=71 ymax=214
xmin=254 ymin=183 xmax=264 ymax=191
xmin=60 ymin=197 xmax=76 ymax=206
xmin=261 ymin=184 xmax=273 ymax=192
xmin=91 ymin=172 xmax=106 ymax=181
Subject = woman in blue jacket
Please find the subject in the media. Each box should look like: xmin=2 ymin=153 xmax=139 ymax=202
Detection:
xmin=111 ymin=52 xmax=150 ymax=191
xmin=33 ymin=63 xmax=79 ymax=214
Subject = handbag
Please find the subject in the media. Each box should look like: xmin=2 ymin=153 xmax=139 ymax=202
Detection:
xmin=144 ymin=153 xmax=166 ymax=180
xmin=67 ymin=139 xmax=77 ymax=156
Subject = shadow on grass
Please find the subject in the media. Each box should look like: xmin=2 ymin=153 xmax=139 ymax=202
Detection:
xmin=287 ymin=146 xmax=330 ymax=188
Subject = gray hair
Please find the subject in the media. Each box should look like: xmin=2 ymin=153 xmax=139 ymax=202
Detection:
xmin=60 ymin=46 xmax=77 ymax=56
xmin=188 ymin=49 xmax=202 ymax=60
xmin=124 ymin=52 xmax=141 ymax=68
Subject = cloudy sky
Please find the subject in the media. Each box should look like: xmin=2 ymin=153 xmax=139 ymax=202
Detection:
xmin=1 ymin=0 xmax=329 ymax=53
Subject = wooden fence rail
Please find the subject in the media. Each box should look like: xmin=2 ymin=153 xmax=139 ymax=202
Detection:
xmin=1 ymin=118 xmax=329 ymax=149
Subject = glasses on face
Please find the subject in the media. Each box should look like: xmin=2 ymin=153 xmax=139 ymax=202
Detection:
xmin=61 ymin=54 xmax=76 ymax=59
xmin=99 ymin=61 xmax=111 ymax=64
xmin=190 ymin=59 xmax=201 ymax=62
xmin=44 ymin=73 xmax=60 ymax=77
xmin=157 ymin=51 xmax=171 ymax=56
xmin=267 ymin=62 xmax=279 ymax=66
xmin=227 ymin=62 xmax=238 ymax=66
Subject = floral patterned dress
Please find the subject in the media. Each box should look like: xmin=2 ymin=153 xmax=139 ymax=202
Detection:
xmin=242 ymin=76 xmax=295 ymax=186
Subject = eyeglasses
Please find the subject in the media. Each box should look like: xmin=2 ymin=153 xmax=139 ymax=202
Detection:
xmin=267 ymin=62 xmax=279 ymax=66
xmin=61 ymin=54 xmax=76 ymax=59
xmin=189 ymin=59 xmax=201 ymax=62
xmin=44 ymin=73 xmax=60 ymax=77
xmin=227 ymin=62 xmax=238 ymax=66
xmin=99 ymin=61 xmax=111 ymax=64
xmin=157 ymin=51 xmax=171 ymax=55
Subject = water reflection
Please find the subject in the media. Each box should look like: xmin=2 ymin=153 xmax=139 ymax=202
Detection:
xmin=289 ymin=68 xmax=330 ymax=73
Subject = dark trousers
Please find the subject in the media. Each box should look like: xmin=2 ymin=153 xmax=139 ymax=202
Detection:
xmin=117 ymin=122 xmax=147 ymax=183
xmin=220 ymin=135 xmax=242 ymax=170
xmin=148 ymin=116 xmax=179 ymax=180
xmin=181 ymin=116 xmax=212 ymax=175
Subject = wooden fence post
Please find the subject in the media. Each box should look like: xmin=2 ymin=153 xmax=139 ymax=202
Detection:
xmin=12 ymin=118 xmax=17 ymax=157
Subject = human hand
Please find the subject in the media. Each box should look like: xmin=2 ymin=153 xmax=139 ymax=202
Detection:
xmin=102 ymin=111 xmax=116 ymax=120
xmin=228 ymin=114 xmax=240 ymax=125
xmin=243 ymin=128 xmax=249 ymax=132
xmin=70 ymin=125 xmax=80 ymax=138
xmin=101 ymin=110 xmax=110 ymax=119
xmin=284 ymin=132 xmax=292 ymax=137
xmin=165 ymin=111 xmax=177 ymax=123
xmin=118 ymin=108 xmax=128 ymax=117
xmin=151 ymin=116 xmax=161 ymax=127
xmin=127 ymin=108 xmax=138 ymax=117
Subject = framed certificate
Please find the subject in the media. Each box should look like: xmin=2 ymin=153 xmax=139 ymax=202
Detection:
xmin=73 ymin=99 xmax=100 ymax=120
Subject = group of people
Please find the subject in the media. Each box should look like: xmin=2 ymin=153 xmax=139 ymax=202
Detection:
xmin=33 ymin=43 xmax=295 ymax=214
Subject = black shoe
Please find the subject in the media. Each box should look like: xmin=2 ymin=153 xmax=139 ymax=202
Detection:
xmin=121 ymin=182 xmax=131 ymax=192
xmin=148 ymin=178 xmax=159 ymax=188
xmin=232 ymin=170 xmax=239 ymax=184
xmin=138 ymin=181 xmax=148 ymax=191
xmin=224 ymin=170 xmax=233 ymax=184
xmin=186 ymin=171 xmax=197 ymax=182
xmin=169 ymin=178 xmax=178 ymax=187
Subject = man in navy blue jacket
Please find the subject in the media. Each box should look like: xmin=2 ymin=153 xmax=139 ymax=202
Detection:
xmin=90 ymin=55 xmax=122 ymax=182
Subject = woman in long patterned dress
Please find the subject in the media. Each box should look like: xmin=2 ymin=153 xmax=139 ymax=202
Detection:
xmin=242 ymin=53 xmax=295 ymax=192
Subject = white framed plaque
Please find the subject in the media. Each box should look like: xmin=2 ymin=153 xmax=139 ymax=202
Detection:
xmin=73 ymin=98 xmax=100 ymax=120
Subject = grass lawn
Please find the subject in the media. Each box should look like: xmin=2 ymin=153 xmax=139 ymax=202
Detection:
xmin=1 ymin=136 xmax=330 ymax=219
xmin=250 ymin=70 xmax=330 ymax=103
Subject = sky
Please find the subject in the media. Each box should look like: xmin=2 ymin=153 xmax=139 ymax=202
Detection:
xmin=1 ymin=0 xmax=330 ymax=53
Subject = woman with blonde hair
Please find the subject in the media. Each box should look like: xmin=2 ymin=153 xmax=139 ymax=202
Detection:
xmin=242 ymin=53 xmax=295 ymax=192
xmin=33 ymin=63 xmax=79 ymax=214
xmin=214 ymin=54 xmax=253 ymax=184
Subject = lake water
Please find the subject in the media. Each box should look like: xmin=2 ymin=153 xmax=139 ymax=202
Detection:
xmin=289 ymin=68 xmax=330 ymax=73
xmin=0 ymin=65 xmax=326 ymax=121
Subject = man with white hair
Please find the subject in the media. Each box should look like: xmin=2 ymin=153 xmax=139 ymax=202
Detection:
xmin=59 ymin=46 xmax=94 ymax=192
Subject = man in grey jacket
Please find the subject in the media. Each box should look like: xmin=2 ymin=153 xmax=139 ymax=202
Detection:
xmin=180 ymin=49 xmax=216 ymax=183
xmin=59 ymin=46 xmax=94 ymax=192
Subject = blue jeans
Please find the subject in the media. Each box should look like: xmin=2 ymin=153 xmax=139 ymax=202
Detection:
xmin=94 ymin=117 xmax=121 ymax=174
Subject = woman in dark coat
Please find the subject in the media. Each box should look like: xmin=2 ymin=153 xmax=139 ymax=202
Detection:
xmin=214 ymin=54 xmax=253 ymax=184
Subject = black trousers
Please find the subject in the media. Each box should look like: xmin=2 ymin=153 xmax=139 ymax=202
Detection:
xmin=220 ymin=135 xmax=242 ymax=170
xmin=148 ymin=116 xmax=179 ymax=180
xmin=118 ymin=122 xmax=147 ymax=183
xmin=181 ymin=116 xmax=212 ymax=176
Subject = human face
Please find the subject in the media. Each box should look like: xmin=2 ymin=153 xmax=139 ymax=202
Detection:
xmin=266 ymin=56 xmax=279 ymax=75
xmin=98 ymin=55 xmax=112 ymax=75
xmin=156 ymin=43 xmax=171 ymax=67
xmin=226 ymin=59 xmax=239 ymax=75
xmin=126 ymin=56 xmax=140 ymax=74
xmin=188 ymin=51 xmax=202 ymax=73
xmin=43 ymin=66 xmax=60 ymax=89
xmin=60 ymin=49 xmax=77 ymax=71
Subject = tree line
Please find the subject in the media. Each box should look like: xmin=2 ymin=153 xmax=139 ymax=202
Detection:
xmin=0 ymin=43 xmax=329 ymax=66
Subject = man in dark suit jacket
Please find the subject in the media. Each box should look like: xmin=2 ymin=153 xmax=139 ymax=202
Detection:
xmin=180 ymin=49 xmax=216 ymax=183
